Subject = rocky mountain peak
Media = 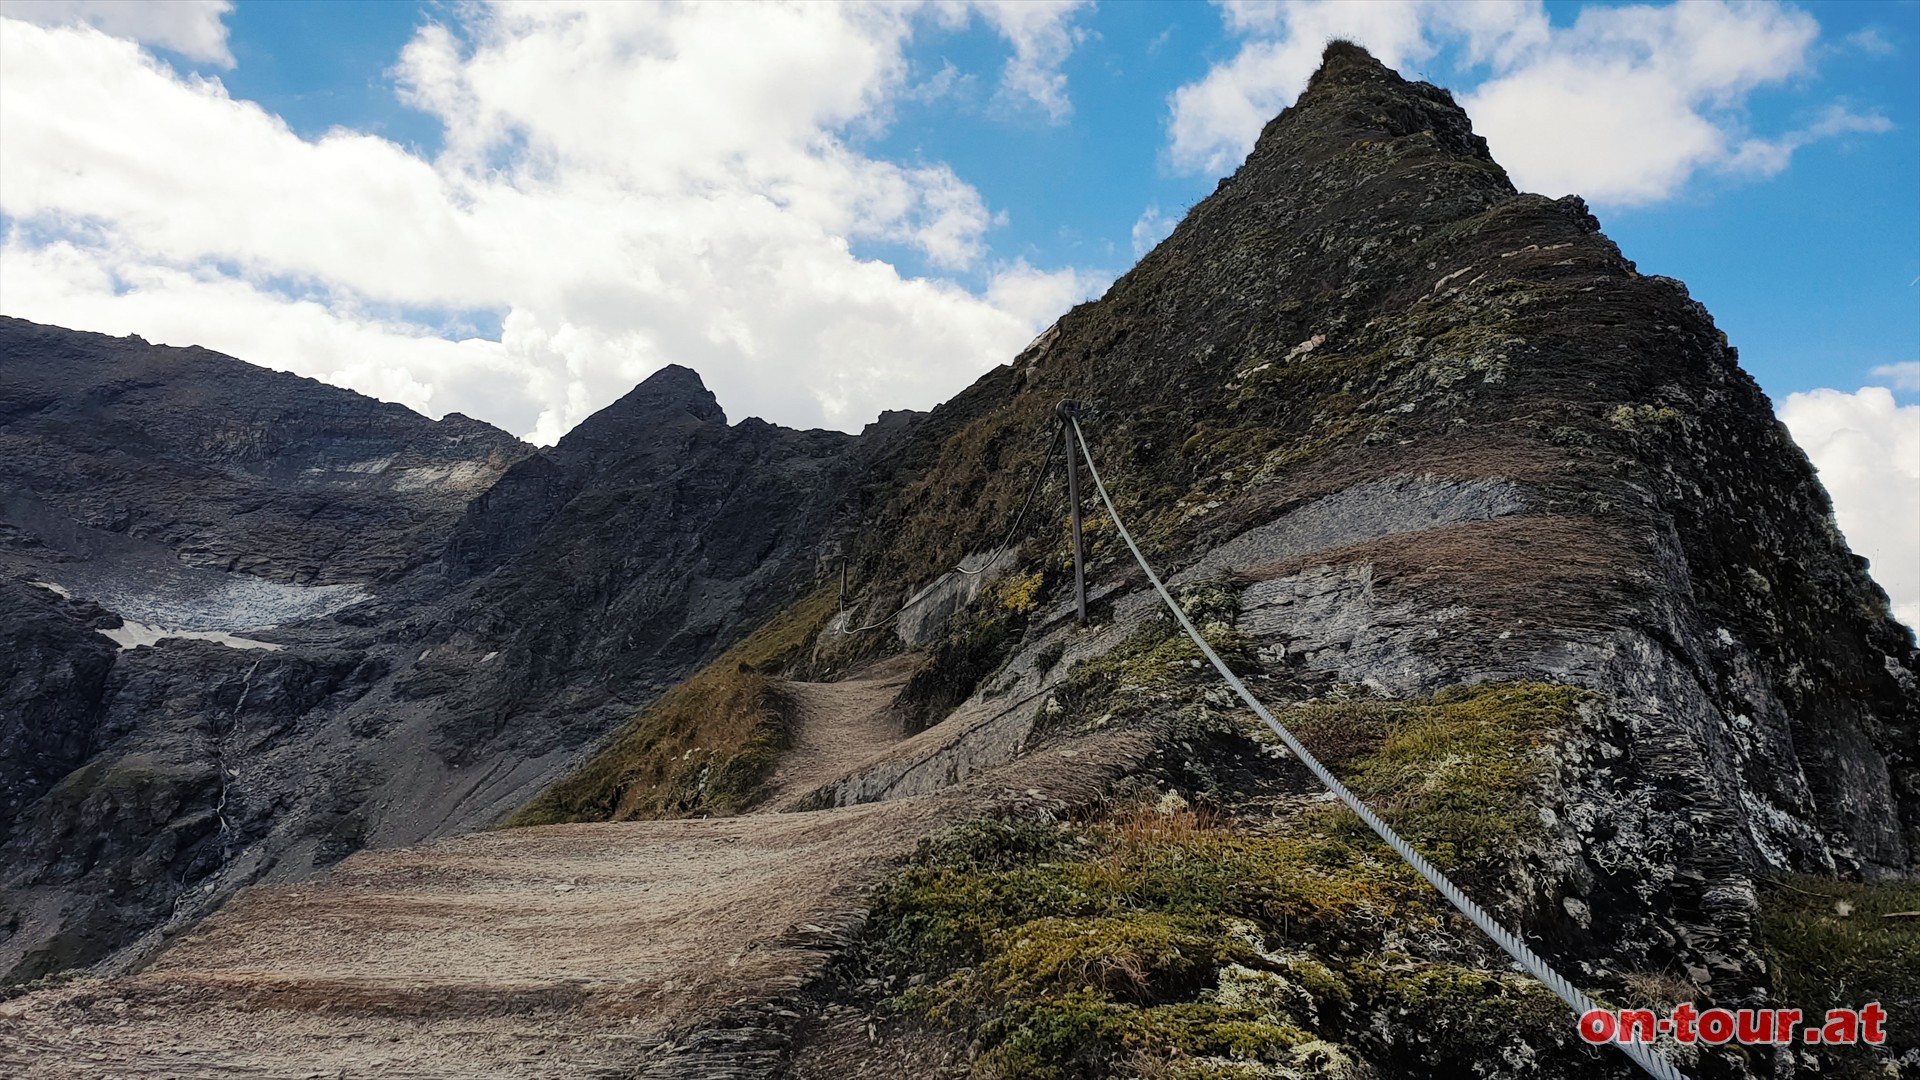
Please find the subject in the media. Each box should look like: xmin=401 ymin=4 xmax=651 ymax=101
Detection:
xmin=627 ymin=361 xmax=723 ymax=416
xmin=790 ymin=48 xmax=1916 ymax=1067
xmin=1226 ymin=40 xmax=1508 ymax=220
xmin=1312 ymin=37 xmax=1387 ymax=79
xmin=566 ymin=361 xmax=722 ymax=437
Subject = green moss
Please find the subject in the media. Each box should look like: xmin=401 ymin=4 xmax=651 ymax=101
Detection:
xmin=917 ymin=819 xmax=1083 ymax=871
xmin=870 ymin=814 xmax=1415 ymax=1075
xmin=872 ymin=816 xmax=1411 ymax=984
xmin=972 ymin=914 xmax=1258 ymax=1006
xmin=970 ymin=993 xmax=1307 ymax=1080
xmin=1279 ymin=682 xmax=1589 ymax=872
xmin=871 ymin=863 xmax=1085 ymax=973
xmin=507 ymin=589 xmax=839 ymax=826
xmin=1760 ymin=874 xmax=1920 ymax=1064
xmin=868 ymin=682 xmax=1595 ymax=1076
xmin=1341 ymin=958 xmax=1579 ymax=1069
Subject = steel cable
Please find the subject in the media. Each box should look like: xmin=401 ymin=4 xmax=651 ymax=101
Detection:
xmin=1068 ymin=415 xmax=1688 ymax=1080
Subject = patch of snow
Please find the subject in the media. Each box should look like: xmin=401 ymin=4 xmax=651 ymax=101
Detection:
xmin=391 ymin=461 xmax=497 ymax=493
xmin=99 ymin=621 xmax=283 ymax=652
xmin=320 ymin=455 xmax=398 ymax=476
xmin=40 ymin=563 xmax=366 ymax=650
xmin=71 ymin=572 xmax=364 ymax=631
xmin=29 ymin=580 xmax=70 ymax=598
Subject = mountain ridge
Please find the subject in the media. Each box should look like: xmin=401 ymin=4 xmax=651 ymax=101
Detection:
xmin=1 ymin=41 xmax=1913 ymax=1080
xmin=0 ymin=316 xmax=912 ymax=983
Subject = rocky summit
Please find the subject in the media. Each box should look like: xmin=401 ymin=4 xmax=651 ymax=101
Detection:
xmin=2 ymin=43 xmax=1914 ymax=1080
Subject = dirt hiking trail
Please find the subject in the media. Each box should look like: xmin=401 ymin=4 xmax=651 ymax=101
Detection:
xmin=760 ymin=656 xmax=917 ymax=811
xmin=1 ymin=655 xmax=1152 ymax=1079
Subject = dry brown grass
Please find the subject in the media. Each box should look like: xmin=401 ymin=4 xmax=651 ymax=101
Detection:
xmin=1235 ymin=514 xmax=1645 ymax=627
xmin=1175 ymin=427 xmax=1577 ymax=556
xmin=1101 ymin=803 xmax=1228 ymax=850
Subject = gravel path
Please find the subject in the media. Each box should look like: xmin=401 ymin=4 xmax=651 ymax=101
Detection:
xmin=761 ymin=656 xmax=917 ymax=811
xmin=0 ymin=658 xmax=1155 ymax=1079
xmin=1 ymin=804 xmax=950 ymax=1079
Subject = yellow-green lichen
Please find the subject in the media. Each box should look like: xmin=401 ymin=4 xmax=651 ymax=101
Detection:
xmin=1606 ymin=403 xmax=1681 ymax=434
xmin=1000 ymin=571 xmax=1046 ymax=614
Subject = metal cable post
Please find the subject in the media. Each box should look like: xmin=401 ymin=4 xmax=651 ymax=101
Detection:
xmin=1057 ymin=400 xmax=1087 ymax=624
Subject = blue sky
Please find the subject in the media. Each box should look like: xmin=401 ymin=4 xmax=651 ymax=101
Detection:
xmin=184 ymin=1 xmax=1920 ymax=404
xmin=20 ymin=0 xmax=1910 ymax=404
xmin=5 ymin=1 xmax=1915 ymax=419
xmin=0 ymin=1 xmax=1914 ymax=621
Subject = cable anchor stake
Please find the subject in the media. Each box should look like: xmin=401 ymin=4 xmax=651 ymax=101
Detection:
xmin=1057 ymin=400 xmax=1087 ymax=624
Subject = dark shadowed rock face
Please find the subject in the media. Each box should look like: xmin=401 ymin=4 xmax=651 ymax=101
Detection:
xmin=0 ymin=317 xmax=529 ymax=584
xmin=413 ymin=364 xmax=914 ymax=762
xmin=0 ymin=583 xmax=119 ymax=831
xmin=0 ymin=326 xmax=912 ymax=981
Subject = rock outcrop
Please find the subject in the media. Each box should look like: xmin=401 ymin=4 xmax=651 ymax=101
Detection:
xmin=836 ymin=42 xmax=1918 ymax=905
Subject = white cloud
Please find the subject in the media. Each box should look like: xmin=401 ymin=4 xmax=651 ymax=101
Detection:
xmin=1871 ymin=362 xmax=1920 ymax=393
xmin=1131 ymin=205 xmax=1178 ymax=256
xmin=0 ymin=4 xmax=1102 ymax=443
xmin=985 ymin=259 xmax=1101 ymax=326
xmin=1 ymin=0 xmax=232 ymax=66
xmin=962 ymin=0 xmax=1093 ymax=122
xmin=1167 ymin=1 xmax=1884 ymax=207
xmin=1779 ymin=385 xmax=1920 ymax=632
xmin=1844 ymin=28 xmax=1895 ymax=57
xmin=0 ymin=237 xmax=537 ymax=432
xmin=1723 ymin=105 xmax=1894 ymax=178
